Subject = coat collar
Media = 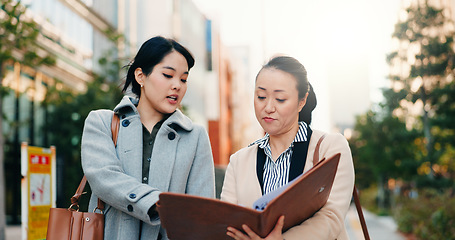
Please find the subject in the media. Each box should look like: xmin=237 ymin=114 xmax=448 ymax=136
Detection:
xmin=114 ymin=95 xmax=193 ymax=131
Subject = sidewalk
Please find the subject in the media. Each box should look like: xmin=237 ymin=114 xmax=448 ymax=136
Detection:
xmin=6 ymin=224 xmax=21 ymax=240
xmin=346 ymin=204 xmax=406 ymax=240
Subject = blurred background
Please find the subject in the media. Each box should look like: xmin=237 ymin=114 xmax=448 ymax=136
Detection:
xmin=1 ymin=0 xmax=454 ymax=239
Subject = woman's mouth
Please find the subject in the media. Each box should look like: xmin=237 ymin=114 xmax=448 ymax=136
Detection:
xmin=263 ymin=117 xmax=275 ymax=123
xmin=167 ymin=95 xmax=178 ymax=104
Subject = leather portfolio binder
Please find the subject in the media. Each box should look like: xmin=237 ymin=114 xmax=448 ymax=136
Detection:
xmin=156 ymin=153 xmax=341 ymax=240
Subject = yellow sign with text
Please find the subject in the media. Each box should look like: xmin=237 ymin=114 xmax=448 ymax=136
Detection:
xmin=26 ymin=146 xmax=54 ymax=240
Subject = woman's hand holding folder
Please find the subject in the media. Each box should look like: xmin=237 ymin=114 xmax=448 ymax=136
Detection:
xmin=227 ymin=216 xmax=285 ymax=240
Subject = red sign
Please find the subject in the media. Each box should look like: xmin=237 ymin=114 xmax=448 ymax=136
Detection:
xmin=30 ymin=154 xmax=50 ymax=165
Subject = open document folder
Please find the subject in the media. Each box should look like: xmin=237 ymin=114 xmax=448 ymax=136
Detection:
xmin=156 ymin=153 xmax=341 ymax=240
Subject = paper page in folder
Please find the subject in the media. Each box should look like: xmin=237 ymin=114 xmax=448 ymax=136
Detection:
xmin=253 ymin=157 xmax=329 ymax=211
xmin=252 ymin=174 xmax=302 ymax=210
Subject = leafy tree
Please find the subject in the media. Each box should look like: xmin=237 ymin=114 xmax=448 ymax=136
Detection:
xmin=386 ymin=1 xmax=455 ymax=180
xmin=430 ymin=80 xmax=455 ymax=181
xmin=0 ymin=0 xmax=55 ymax=234
xmin=350 ymin=102 xmax=420 ymax=211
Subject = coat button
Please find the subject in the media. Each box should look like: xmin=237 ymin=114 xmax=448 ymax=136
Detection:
xmin=168 ymin=132 xmax=175 ymax=140
xmin=129 ymin=193 xmax=136 ymax=199
xmin=122 ymin=119 xmax=130 ymax=127
xmin=127 ymin=205 xmax=133 ymax=212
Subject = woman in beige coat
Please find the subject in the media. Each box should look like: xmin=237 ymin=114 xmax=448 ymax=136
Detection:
xmin=221 ymin=56 xmax=354 ymax=240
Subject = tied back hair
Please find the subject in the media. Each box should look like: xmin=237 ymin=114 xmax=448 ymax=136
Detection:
xmin=259 ymin=56 xmax=317 ymax=125
xmin=122 ymin=36 xmax=195 ymax=98
xmin=300 ymin=83 xmax=316 ymax=125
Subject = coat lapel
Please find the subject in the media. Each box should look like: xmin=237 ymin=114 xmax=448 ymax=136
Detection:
xmin=256 ymin=147 xmax=266 ymax=195
xmin=117 ymin=114 xmax=143 ymax=181
xmin=148 ymin=110 xmax=193 ymax=192
xmin=148 ymin=125 xmax=178 ymax=192
xmin=288 ymin=128 xmax=312 ymax=181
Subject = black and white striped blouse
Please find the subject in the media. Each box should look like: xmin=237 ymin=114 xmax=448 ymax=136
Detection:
xmin=249 ymin=122 xmax=310 ymax=195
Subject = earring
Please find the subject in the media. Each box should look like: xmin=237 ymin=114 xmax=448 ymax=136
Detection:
xmin=140 ymin=84 xmax=143 ymax=88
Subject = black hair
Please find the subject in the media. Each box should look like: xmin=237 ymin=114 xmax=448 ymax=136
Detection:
xmin=122 ymin=36 xmax=195 ymax=98
xmin=258 ymin=56 xmax=317 ymax=125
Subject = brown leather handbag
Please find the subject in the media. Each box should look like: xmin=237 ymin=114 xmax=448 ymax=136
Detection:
xmin=46 ymin=113 xmax=120 ymax=240
xmin=46 ymin=177 xmax=105 ymax=240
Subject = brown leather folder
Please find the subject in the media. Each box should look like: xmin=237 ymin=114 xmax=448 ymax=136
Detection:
xmin=156 ymin=153 xmax=340 ymax=240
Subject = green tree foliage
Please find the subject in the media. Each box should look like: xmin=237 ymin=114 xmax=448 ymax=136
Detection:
xmin=386 ymin=1 xmax=455 ymax=180
xmin=351 ymin=111 xmax=420 ymax=185
xmin=351 ymin=84 xmax=420 ymax=185
xmin=350 ymin=101 xmax=420 ymax=212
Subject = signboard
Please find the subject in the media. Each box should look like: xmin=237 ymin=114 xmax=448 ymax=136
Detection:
xmin=21 ymin=143 xmax=56 ymax=240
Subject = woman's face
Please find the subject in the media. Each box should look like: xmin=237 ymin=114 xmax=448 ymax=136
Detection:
xmin=254 ymin=68 xmax=306 ymax=137
xmin=135 ymin=50 xmax=189 ymax=116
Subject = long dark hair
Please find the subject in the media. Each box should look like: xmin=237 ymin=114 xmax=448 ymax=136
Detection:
xmin=258 ymin=56 xmax=317 ymax=125
xmin=122 ymin=36 xmax=195 ymax=98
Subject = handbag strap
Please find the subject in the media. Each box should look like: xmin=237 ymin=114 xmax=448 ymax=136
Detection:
xmin=70 ymin=113 xmax=120 ymax=212
xmin=353 ymin=186 xmax=370 ymax=240
xmin=111 ymin=112 xmax=120 ymax=145
xmin=312 ymin=134 xmax=326 ymax=166
xmin=312 ymin=134 xmax=370 ymax=240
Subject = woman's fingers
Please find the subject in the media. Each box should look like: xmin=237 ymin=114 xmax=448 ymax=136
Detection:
xmin=227 ymin=216 xmax=285 ymax=240
xmin=227 ymin=226 xmax=249 ymax=240
xmin=242 ymin=224 xmax=260 ymax=239
xmin=271 ymin=215 xmax=285 ymax=233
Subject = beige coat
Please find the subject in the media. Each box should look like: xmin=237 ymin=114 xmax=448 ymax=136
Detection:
xmin=221 ymin=129 xmax=354 ymax=240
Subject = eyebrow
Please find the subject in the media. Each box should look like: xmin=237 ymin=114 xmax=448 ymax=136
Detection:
xmin=163 ymin=66 xmax=189 ymax=75
xmin=257 ymin=86 xmax=285 ymax=92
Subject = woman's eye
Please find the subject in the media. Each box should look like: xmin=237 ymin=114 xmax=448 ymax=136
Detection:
xmin=257 ymin=96 xmax=266 ymax=100
xmin=276 ymin=98 xmax=286 ymax=103
xmin=181 ymin=79 xmax=187 ymax=83
xmin=163 ymin=73 xmax=172 ymax=78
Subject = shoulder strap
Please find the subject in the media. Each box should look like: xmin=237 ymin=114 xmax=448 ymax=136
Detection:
xmin=72 ymin=113 xmax=120 ymax=212
xmin=312 ymin=133 xmax=370 ymax=240
xmin=353 ymin=186 xmax=370 ymax=239
xmin=312 ymin=134 xmax=326 ymax=166
xmin=111 ymin=113 xmax=120 ymax=146
xmin=70 ymin=175 xmax=88 ymax=209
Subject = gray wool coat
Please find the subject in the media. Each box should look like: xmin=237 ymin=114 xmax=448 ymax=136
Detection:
xmin=81 ymin=96 xmax=215 ymax=240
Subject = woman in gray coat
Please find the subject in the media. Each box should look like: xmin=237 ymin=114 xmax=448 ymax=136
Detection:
xmin=81 ymin=36 xmax=215 ymax=240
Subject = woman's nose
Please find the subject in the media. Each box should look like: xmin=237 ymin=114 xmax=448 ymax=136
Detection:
xmin=265 ymin=100 xmax=275 ymax=113
xmin=171 ymin=79 xmax=181 ymax=90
